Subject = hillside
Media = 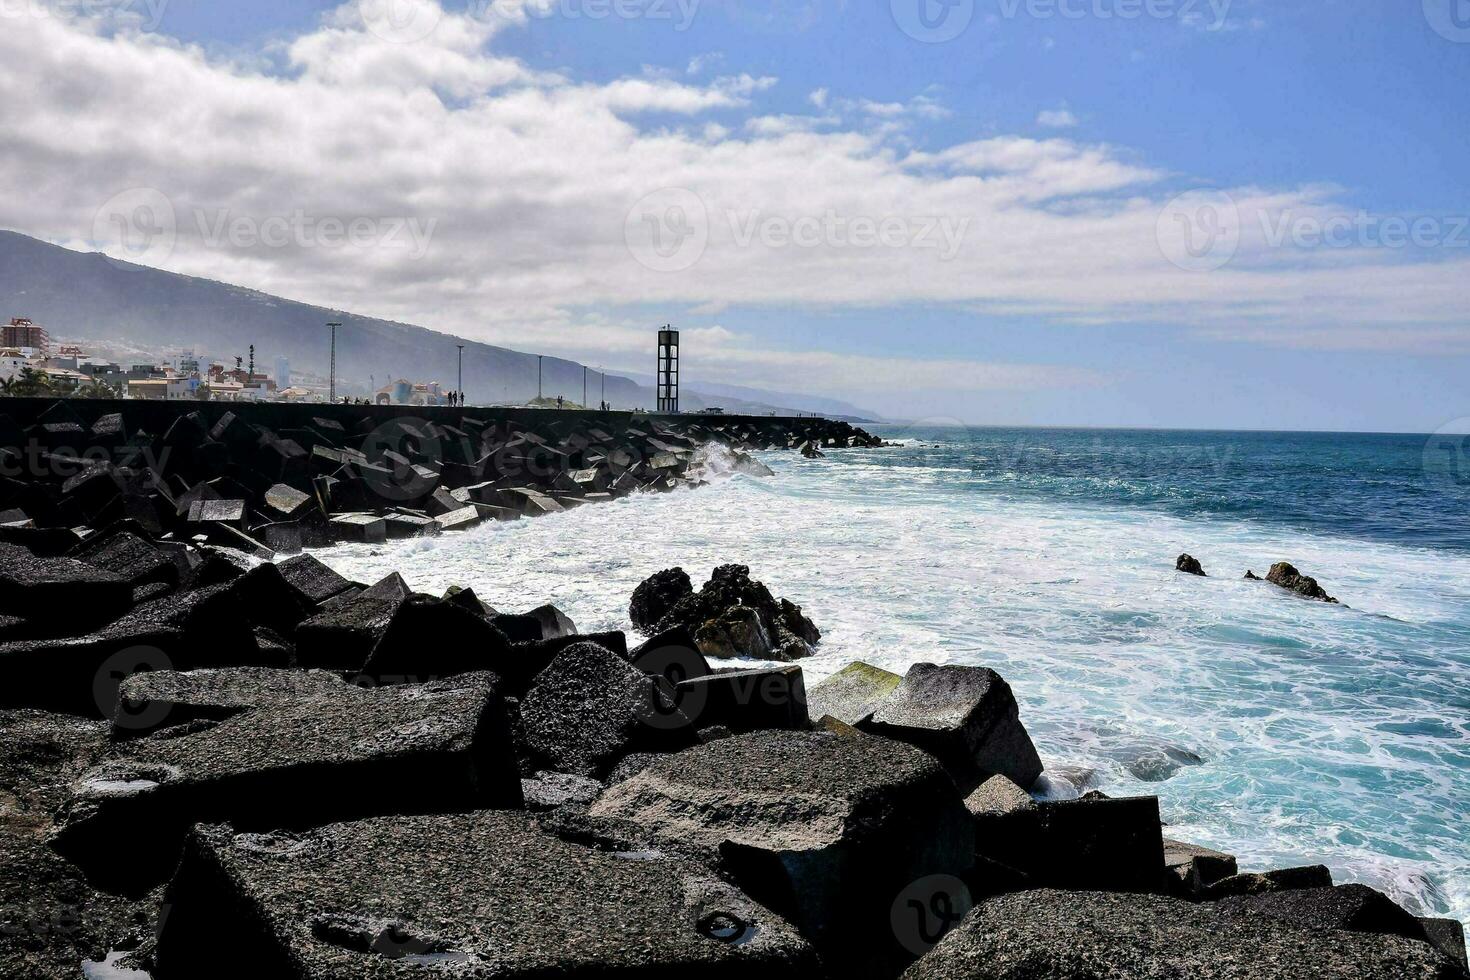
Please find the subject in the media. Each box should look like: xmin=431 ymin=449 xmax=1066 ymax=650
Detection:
xmin=0 ymin=231 xmax=877 ymax=418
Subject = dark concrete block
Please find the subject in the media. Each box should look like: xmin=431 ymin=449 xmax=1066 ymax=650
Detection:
xmin=1165 ymin=837 xmax=1239 ymax=896
xmin=294 ymin=573 xmax=410 ymax=670
xmin=521 ymin=641 xmax=698 ymax=778
xmin=68 ymin=526 xmax=179 ymax=590
xmin=360 ymin=595 xmax=512 ymax=683
xmin=591 ymin=729 xmax=975 ymax=979
xmin=971 ymin=793 xmax=1166 ymax=894
xmin=154 ymin=809 xmax=818 ymax=979
xmin=0 ymin=542 xmax=134 ymax=624
xmin=806 ymin=660 xmax=902 ymax=727
xmin=276 ymin=554 xmax=354 ymax=606
xmin=900 ymin=889 xmax=1464 ymax=980
xmin=862 ymin=663 xmax=1043 ymax=791
xmin=1204 ymin=865 xmax=1335 ymax=900
xmin=53 ymin=670 xmax=520 ymax=892
xmin=674 ymin=664 xmax=809 ymax=733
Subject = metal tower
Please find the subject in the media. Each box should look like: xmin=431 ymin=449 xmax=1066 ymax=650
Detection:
xmin=657 ymin=327 xmax=679 ymax=414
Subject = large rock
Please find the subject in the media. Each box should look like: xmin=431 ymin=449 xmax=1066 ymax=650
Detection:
xmin=1176 ymin=553 xmax=1207 ymax=576
xmin=520 ymin=641 xmax=698 ymax=778
xmin=0 ymin=579 xmax=270 ymax=714
xmin=629 ymin=566 xmax=694 ymax=631
xmin=1262 ymin=561 xmax=1340 ymax=603
xmin=52 ymin=669 xmax=520 ymax=891
xmin=69 ymin=527 xmax=179 ymax=590
xmin=901 ymin=889 xmax=1465 ymax=979
xmin=1204 ymin=864 xmax=1334 ymax=899
xmin=807 ymin=661 xmax=903 ymax=726
xmin=154 ymin=810 xmax=819 ymax=979
xmin=861 ymin=663 xmax=1043 ymax=791
xmin=654 ymin=565 xmax=820 ymax=659
xmin=294 ymin=573 xmax=411 ymax=670
xmin=589 ymin=729 xmax=975 ymax=977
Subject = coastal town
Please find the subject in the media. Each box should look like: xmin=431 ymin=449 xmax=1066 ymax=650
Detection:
xmin=1 ymin=316 xmax=457 ymax=406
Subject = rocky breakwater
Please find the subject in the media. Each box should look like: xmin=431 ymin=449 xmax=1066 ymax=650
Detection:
xmin=0 ymin=546 xmax=1462 ymax=979
xmin=0 ymin=398 xmax=883 ymax=559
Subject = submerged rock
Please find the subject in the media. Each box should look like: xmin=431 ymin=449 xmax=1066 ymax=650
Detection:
xmin=154 ymin=810 xmax=819 ymax=979
xmin=1265 ymin=561 xmax=1340 ymax=603
xmin=902 ymin=889 xmax=1466 ymax=979
xmin=1177 ymin=553 xmax=1207 ymax=576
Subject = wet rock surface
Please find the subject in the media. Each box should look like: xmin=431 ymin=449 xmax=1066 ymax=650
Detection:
xmin=1264 ymin=561 xmax=1340 ymax=602
xmin=155 ymin=811 xmax=820 ymax=979
xmin=902 ymin=889 xmax=1465 ymax=979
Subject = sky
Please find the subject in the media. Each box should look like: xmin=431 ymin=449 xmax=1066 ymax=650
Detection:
xmin=0 ymin=0 xmax=1468 ymax=429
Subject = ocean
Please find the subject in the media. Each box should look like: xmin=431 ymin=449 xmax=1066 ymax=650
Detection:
xmin=313 ymin=424 xmax=1470 ymax=928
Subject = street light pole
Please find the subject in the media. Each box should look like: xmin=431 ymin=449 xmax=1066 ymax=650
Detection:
xmin=326 ymin=322 xmax=341 ymax=403
xmin=457 ymin=344 xmax=464 ymax=405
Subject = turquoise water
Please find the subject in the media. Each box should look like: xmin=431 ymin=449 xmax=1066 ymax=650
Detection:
xmin=318 ymin=425 xmax=1470 ymax=927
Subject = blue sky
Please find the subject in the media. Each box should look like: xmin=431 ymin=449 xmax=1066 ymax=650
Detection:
xmin=3 ymin=0 xmax=1469 ymax=429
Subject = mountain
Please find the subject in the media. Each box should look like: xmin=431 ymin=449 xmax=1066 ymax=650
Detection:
xmin=0 ymin=230 xmax=880 ymax=418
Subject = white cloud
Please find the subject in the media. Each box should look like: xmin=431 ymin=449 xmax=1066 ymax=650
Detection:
xmin=0 ymin=0 xmax=1464 ymax=414
xmin=1036 ymin=108 xmax=1079 ymax=129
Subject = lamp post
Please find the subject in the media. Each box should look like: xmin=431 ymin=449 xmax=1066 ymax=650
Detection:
xmin=457 ymin=344 xmax=464 ymax=405
xmin=326 ymin=322 xmax=341 ymax=403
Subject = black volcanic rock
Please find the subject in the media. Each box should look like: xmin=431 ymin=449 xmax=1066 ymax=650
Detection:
xmin=629 ymin=566 xmax=693 ymax=631
xmin=900 ymin=889 xmax=1465 ymax=980
xmin=1265 ymin=561 xmax=1340 ymax=603
xmin=651 ymin=564 xmax=821 ymax=660
xmin=1177 ymin=553 xmax=1207 ymax=576
xmin=153 ymin=810 xmax=819 ymax=979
